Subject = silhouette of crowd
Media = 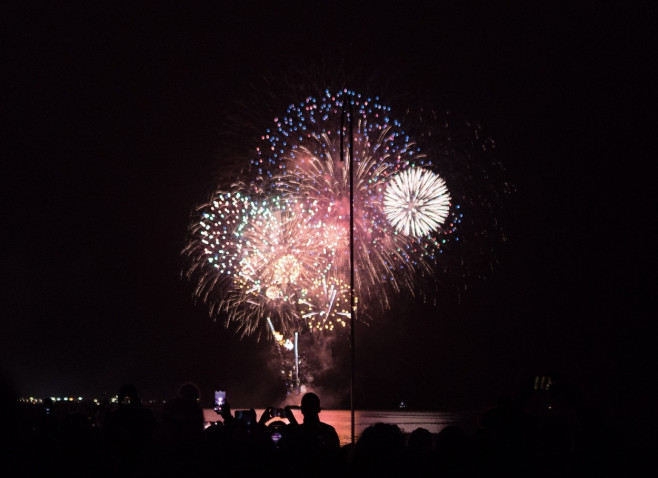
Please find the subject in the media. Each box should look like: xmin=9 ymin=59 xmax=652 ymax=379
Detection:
xmin=1 ymin=378 xmax=647 ymax=477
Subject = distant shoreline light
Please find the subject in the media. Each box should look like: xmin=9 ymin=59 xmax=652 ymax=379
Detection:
xmin=18 ymin=396 xmax=167 ymax=405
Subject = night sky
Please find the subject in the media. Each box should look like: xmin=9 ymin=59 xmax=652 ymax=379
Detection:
xmin=3 ymin=2 xmax=653 ymax=420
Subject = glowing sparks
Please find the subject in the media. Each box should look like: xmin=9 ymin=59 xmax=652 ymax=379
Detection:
xmin=384 ymin=168 xmax=451 ymax=237
xmin=299 ymin=276 xmax=351 ymax=332
xmin=185 ymin=90 xmax=460 ymax=339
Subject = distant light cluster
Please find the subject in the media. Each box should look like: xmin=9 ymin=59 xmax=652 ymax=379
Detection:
xmin=185 ymin=90 xmax=458 ymax=339
xmin=19 ymin=396 xmax=85 ymax=404
xmin=19 ymin=396 xmax=166 ymax=405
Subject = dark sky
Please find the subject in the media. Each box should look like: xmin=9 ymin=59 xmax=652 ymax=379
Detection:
xmin=2 ymin=2 xmax=654 ymax=417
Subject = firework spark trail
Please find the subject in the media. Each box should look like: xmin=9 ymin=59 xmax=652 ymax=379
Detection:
xmin=185 ymin=89 xmax=459 ymax=338
xmin=298 ymin=276 xmax=351 ymax=332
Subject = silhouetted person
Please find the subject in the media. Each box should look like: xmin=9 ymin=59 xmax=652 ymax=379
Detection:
xmin=476 ymin=396 xmax=538 ymax=477
xmin=407 ymin=427 xmax=434 ymax=477
xmin=435 ymin=425 xmax=476 ymax=478
xmin=213 ymin=402 xmax=282 ymax=475
xmin=103 ymin=384 xmax=155 ymax=471
xmin=350 ymin=422 xmax=406 ymax=477
xmin=408 ymin=426 xmax=433 ymax=452
xmin=35 ymin=397 xmax=59 ymax=445
xmin=203 ymin=419 xmax=228 ymax=452
xmin=286 ymin=392 xmax=340 ymax=476
xmin=162 ymin=381 xmax=205 ymax=445
xmin=1 ymin=375 xmax=32 ymax=476
xmin=58 ymin=410 xmax=103 ymax=474
xmin=153 ymin=382 xmax=207 ymax=476
xmin=257 ymin=407 xmax=296 ymax=464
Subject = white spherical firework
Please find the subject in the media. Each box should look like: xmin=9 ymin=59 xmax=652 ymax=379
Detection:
xmin=384 ymin=167 xmax=451 ymax=237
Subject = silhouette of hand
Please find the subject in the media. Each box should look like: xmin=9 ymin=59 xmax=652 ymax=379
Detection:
xmin=284 ymin=405 xmax=298 ymax=425
xmin=259 ymin=407 xmax=273 ymax=425
xmin=219 ymin=401 xmax=232 ymax=421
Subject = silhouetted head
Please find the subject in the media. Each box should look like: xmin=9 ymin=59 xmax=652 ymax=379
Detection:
xmin=352 ymin=423 xmax=406 ymax=473
xmin=118 ymin=384 xmax=140 ymax=406
xmin=301 ymin=392 xmax=321 ymax=416
xmin=408 ymin=427 xmax=433 ymax=453
xmin=178 ymin=382 xmax=200 ymax=402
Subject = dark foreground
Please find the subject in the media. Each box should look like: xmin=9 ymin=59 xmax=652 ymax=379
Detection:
xmin=2 ymin=391 xmax=653 ymax=478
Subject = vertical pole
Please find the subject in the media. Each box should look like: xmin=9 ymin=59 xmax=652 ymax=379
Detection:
xmin=294 ymin=331 xmax=300 ymax=392
xmin=341 ymin=91 xmax=357 ymax=445
xmin=348 ymin=94 xmax=356 ymax=445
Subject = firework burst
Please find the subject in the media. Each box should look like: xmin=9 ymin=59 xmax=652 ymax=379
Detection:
xmin=185 ymin=89 xmax=461 ymax=338
xmin=256 ymin=90 xmax=456 ymax=311
xmin=384 ymin=167 xmax=451 ymax=237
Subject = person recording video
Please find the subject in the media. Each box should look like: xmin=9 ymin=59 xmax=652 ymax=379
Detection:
xmin=285 ymin=393 xmax=340 ymax=475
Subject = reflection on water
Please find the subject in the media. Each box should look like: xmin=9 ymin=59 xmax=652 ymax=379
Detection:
xmin=204 ymin=409 xmax=480 ymax=446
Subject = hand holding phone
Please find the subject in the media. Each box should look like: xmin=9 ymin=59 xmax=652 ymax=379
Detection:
xmin=214 ymin=390 xmax=226 ymax=412
xmin=284 ymin=405 xmax=298 ymax=425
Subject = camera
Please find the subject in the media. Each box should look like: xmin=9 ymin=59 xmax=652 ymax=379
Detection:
xmin=271 ymin=407 xmax=285 ymax=418
xmin=214 ymin=390 xmax=226 ymax=412
xmin=235 ymin=409 xmax=256 ymax=426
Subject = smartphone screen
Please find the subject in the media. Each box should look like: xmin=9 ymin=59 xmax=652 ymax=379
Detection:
xmin=214 ymin=390 xmax=226 ymax=409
